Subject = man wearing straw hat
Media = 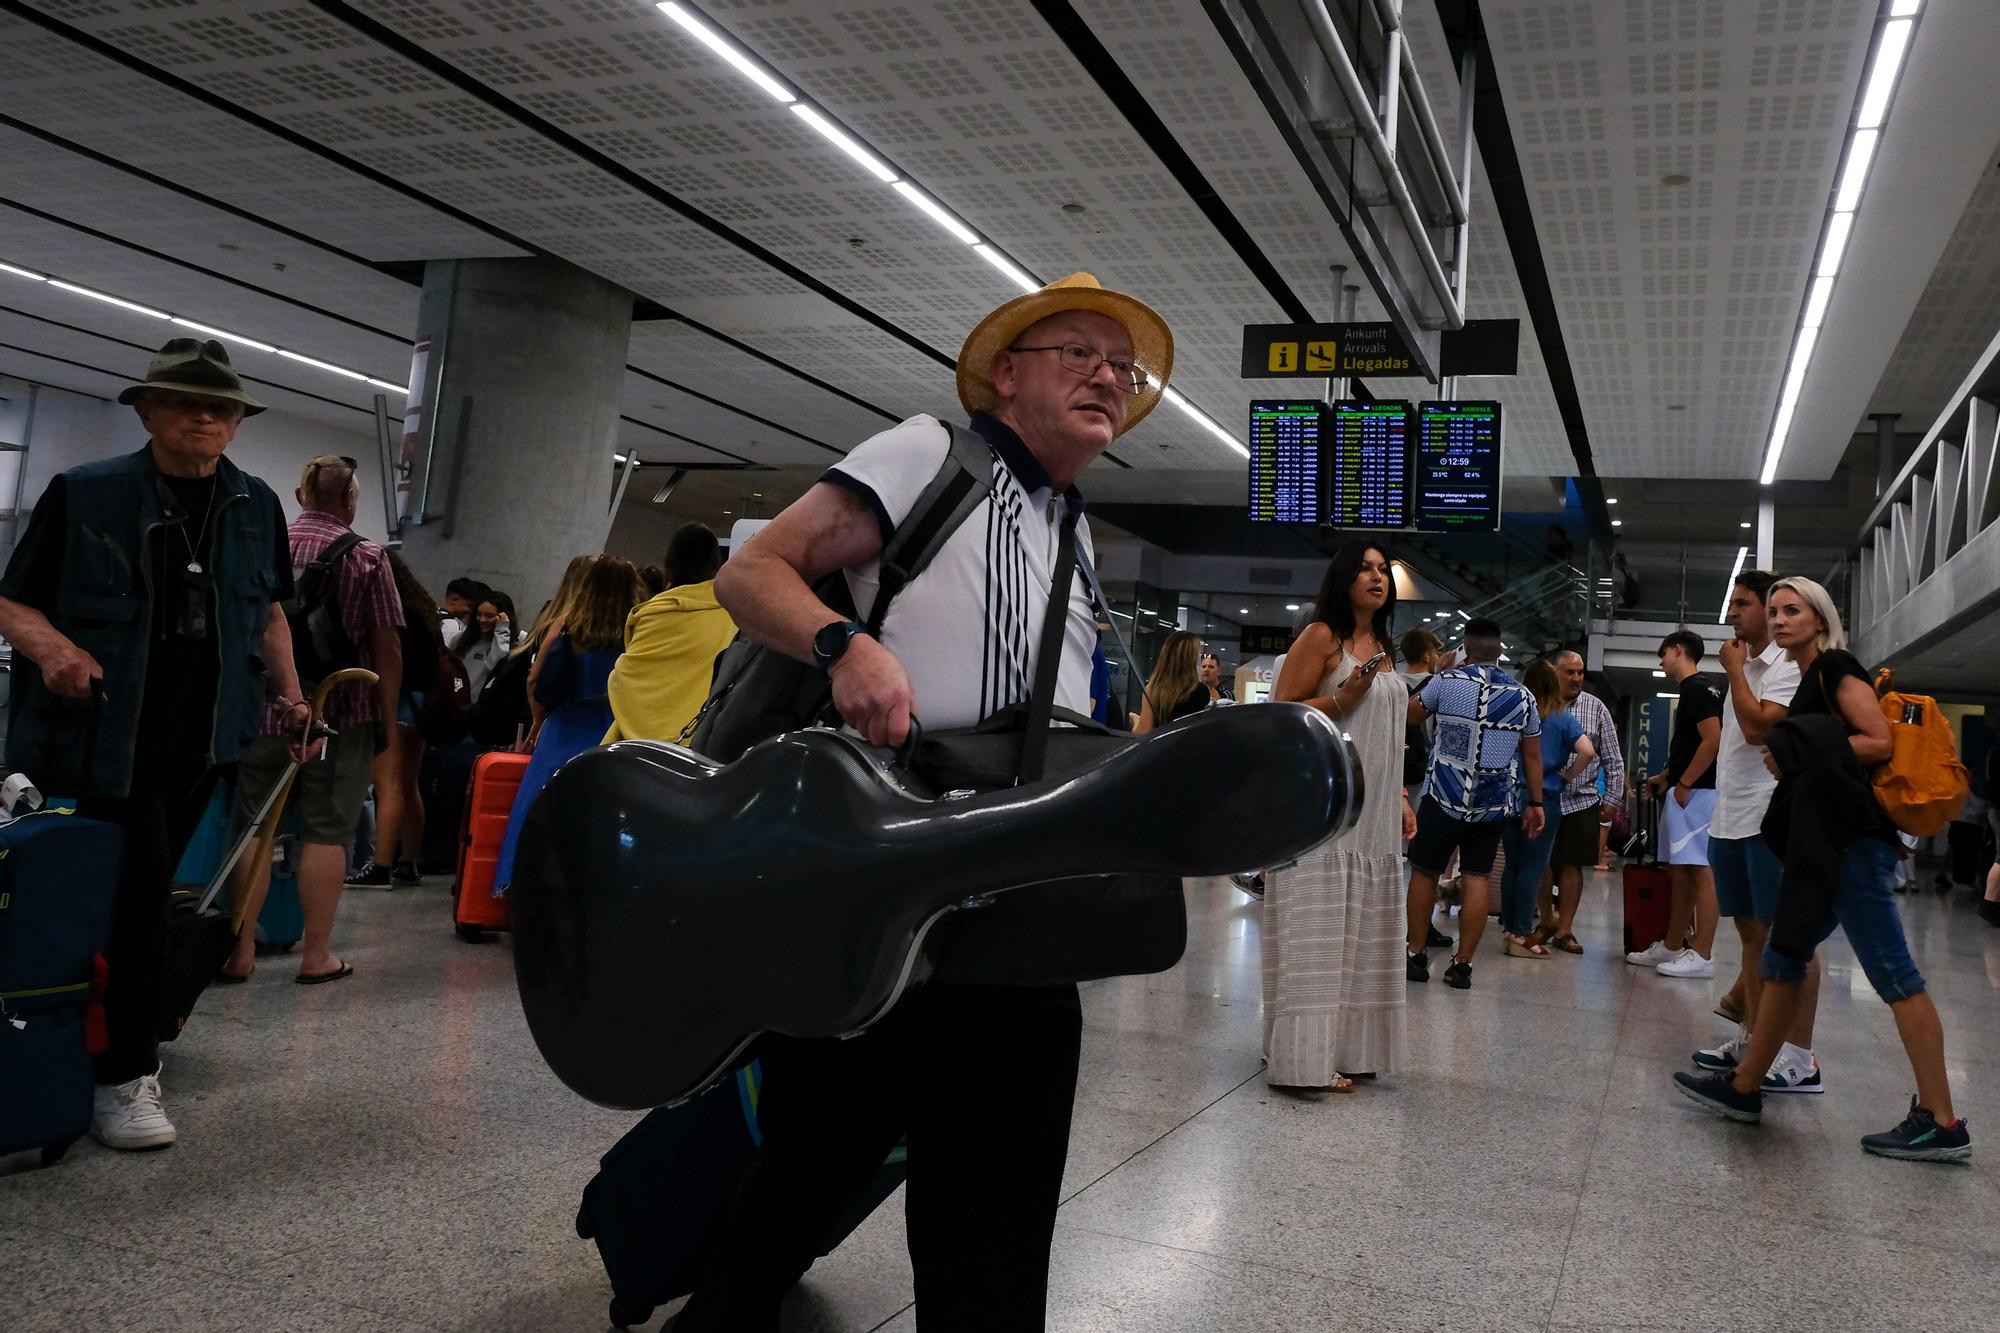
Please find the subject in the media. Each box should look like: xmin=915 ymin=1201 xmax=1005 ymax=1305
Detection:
xmin=0 ymin=338 xmax=305 ymax=1151
xmin=683 ymin=275 xmax=1172 ymax=1331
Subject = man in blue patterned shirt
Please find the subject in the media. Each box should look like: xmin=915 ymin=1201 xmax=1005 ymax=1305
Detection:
xmin=1404 ymin=618 xmax=1544 ymax=990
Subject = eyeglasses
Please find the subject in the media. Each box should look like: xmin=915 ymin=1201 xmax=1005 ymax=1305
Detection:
xmin=1006 ymin=342 xmax=1152 ymax=395
xmin=152 ymin=393 xmax=245 ymax=420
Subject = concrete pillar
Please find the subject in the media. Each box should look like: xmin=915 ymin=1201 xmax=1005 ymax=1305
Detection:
xmin=1756 ymin=495 xmax=1775 ymax=571
xmin=397 ymin=257 xmax=633 ymax=619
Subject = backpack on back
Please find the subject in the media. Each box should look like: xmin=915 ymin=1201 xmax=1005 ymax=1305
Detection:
xmin=283 ymin=531 xmax=365 ymax=691
xmin=419 ymin=649 xmax=474 ymax=745
xmin=1870 ymin=667 xmax=1971 ymax=836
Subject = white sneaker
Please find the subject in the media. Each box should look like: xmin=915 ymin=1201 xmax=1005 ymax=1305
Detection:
xmin=1761 ymin=1051 xmax=1824 ymax=1094
xmin=1625 ymin=941 xmax=1674 ymax=967
xmin=1656 ymin=948 xmax=1716 ymax=978
xmin=1692 ymin=1027 xmax=1750 ymax=1071
xmin=90 ymin=1072 xmax=177 ymax=1151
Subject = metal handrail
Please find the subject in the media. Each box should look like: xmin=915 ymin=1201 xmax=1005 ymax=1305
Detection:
xmin=1298 ymin=0 xmax=1467 ymax=327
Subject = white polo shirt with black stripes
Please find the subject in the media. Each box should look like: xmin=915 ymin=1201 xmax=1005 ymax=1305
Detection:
xmin=821 ymin=412 xmax=1100 ymax=732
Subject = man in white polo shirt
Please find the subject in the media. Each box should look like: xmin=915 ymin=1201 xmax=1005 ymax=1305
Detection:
xmin=682 ymin=274 xmax=1172 ymax=1333
xmin=1690 ymin=570 xmax=1824 ymax=1092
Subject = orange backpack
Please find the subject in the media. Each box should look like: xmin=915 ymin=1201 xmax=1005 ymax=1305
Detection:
xmin=1870 ymin=668 xmax=1971 ymax=836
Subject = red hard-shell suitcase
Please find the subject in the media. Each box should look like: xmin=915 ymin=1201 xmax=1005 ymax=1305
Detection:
xmin=454 ymin=751 xmax=529 ymax=941
xmin=1621 ymin=796 xmax=1671 ymax=954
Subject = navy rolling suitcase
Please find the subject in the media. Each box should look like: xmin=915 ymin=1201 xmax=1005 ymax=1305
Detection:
xmin=0 ymin=805 xmax=124 ymax=1167
xmin=576 ymin=1061 xmax=908 ymax=1329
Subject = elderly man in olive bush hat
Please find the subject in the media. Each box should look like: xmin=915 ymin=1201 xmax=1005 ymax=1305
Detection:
xmin=0 ymin=338 xmax=308 ymax=1152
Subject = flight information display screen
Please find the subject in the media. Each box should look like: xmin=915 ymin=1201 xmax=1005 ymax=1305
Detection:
xmin=1326 ymin=400 xmax=1413 ymax=529
xmin=1414 ymin=401 xmax=1503 ymax=532
xmin=1247 ymin=400 xmax=1323 ymax=523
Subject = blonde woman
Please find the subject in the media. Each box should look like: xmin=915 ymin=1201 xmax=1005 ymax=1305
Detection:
xmin=1133 ymin=630 xmax=1208 ymax=734
xmin=1501 ymin=660 xmax=1593 ymax=958
xmin=1263 ymin=541 xmax=1414 ymax=1090
xmin=1674 ymin=576 xmax=1969 ymax=1160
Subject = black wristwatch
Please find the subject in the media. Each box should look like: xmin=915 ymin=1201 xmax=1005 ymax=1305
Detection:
xmin=1525 ymin=801 xmax=1544 ymax=808
xmin=813 ymin=619 xmax=866 ymax=675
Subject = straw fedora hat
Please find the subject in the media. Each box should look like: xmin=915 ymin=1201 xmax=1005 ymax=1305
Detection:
xmin=956 ymin=273 xmax=1172 ymax=434
xmin=118 ymin=337 xmax=267 ymax=417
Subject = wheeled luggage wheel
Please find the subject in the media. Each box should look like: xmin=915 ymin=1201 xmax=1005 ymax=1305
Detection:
xmin=607 ymin=1296 xmax=654 ymax=1329
xmin=455 ymin=923 xmax=484 ymax=943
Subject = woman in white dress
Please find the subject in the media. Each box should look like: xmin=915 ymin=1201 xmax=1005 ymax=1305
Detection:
xmin=1262 ymin=541 xmax=1416 ymax=1091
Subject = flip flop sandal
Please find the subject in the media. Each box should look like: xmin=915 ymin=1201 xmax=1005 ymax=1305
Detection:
xmin=1551 ymin=933 xmax=1584 ymax=954
xmin=214 ymin=969 xmax=253 ymax=985
xmin=295 ymin=962 xmax=354 ymax=986
xmin=1714 ymin=1000 xmax=1745 ymax=1023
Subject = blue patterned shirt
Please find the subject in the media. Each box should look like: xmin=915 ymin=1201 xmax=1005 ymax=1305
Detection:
xmin=1417 ymin=663 xmax=1542 ymax=822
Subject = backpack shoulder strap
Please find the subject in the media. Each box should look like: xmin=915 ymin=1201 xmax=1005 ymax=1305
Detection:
xmin=305 ymin=530 xmax=365 ymax=578
xmin=862 ymin=421 xmax=995 ymax=637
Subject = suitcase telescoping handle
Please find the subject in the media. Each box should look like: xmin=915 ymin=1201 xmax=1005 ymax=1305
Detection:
xmin=195 ymin=668 xmax=378 ymax=927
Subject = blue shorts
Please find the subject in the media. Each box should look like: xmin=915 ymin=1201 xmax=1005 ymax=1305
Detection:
xmin=1763 ymin=838 xmax=1926 ymax=1003
xmin=1710 ymin=834 xmax=1783 ymax=923
xmin=1661 ymin=787 xmax=1716 ymax=866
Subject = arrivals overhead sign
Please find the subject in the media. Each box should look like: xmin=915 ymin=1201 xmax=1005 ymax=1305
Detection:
xmin=1240 ymin=319 xmax=1520 ymax=380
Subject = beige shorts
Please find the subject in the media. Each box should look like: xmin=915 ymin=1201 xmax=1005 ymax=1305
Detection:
xmin=232 ymin=721 xmax=376 ymax=847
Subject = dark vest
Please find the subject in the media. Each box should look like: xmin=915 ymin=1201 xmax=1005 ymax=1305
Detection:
xmin=10 ymin=446 xmax=283 ymax=797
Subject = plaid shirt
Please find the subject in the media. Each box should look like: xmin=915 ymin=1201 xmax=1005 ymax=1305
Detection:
xmin=261 ymin=510 xmax=402 ymax=733
xmin=1559 ymin=689 xmax=1625 ymax=816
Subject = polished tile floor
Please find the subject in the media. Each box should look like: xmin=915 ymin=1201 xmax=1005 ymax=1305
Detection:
xmin=4 ymin=868 xmax=1995 ymax=1331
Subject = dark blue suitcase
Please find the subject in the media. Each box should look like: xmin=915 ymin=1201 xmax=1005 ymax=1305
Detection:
xmin=576 ymin=1061 xmax=908 ymax=1329
xmin=0 ymin=805 xmax=124 ymax=1166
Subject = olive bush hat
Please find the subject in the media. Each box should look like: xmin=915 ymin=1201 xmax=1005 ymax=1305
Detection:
xmin=956 ymin=273 xmax=1172 ymax=434
xmin=118 ymin=337 xmax=267 ymax=417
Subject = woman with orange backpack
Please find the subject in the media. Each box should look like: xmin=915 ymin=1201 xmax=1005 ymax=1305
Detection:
xmin=1673 ymin=576 xmax=1970 ymax=1162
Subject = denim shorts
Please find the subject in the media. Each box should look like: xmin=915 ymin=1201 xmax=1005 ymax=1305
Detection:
xmin=1763 ymin=837 xmax=1926 ymax=1003
xmin=1710 ymin=834 xmax=1783 ymax=923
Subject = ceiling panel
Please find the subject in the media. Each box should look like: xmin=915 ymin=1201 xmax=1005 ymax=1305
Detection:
xmin=1482 ymin=0 xmax=1873 ymax=479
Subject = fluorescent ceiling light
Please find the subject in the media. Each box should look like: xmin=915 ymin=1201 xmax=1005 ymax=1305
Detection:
xmin=1611 ymin=519 xmax=1623 ymax=527
xmin=1657 ymin=692 xmax=1679 ymax=699
xmin=1800 ymin=273 xmax=1835 ymax=329
xmin=1890 ymin=0 xmax=1920 ymax=13
xmin=47 ymin=279 xmax=167 ymax=319
xmin=789 ymin=104 xmax=896 ymax=183
xmin=892 ymin=182 xmax=979 ymax=244
xmin=1857 ymin=19 xmax=1914 ymax=128
xmin=1455 ymin=611 xmax=1470 ymax=621
xmin=1740 ymin=521 xmax=1753 ymax=529
xmin=656 ymin=3 xmax=794 ymax=103
xmin=1777 ymin=326 xmax=1819 ymax=411
xmin=1818 ymin=211 xmax=1855 ymax=276
xmin=170 ymin=316 xmax=277 ymax=354
xmin=1238 ymin=607 xmax=1249 ymax=614
xmin=5 ymin=259 xmax=404 ymax=393
xmin=1718 ymin=544 xmax=1748 ymax=623
xmin=277 ymin=348 xmax=367 ymax=381
xmin=972 ymin=244 xmax=1039 ymax=294
xmin=1833 ymin=128 xmax=1878 ymax=212
xmin=1606 ymin=497 xmax=1618 ymax=505
xmin=1284 ymin=603 xmax=1301 ymax=611
xmin=1163 ymin=387 xmax=1250 ymax=458
xmin=1651 ymin=670 xmax=1667 ymax=678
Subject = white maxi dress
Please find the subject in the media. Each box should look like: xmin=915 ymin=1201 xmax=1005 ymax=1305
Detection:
xmin=1261 ymin=657 xmax=1408 ymax=1084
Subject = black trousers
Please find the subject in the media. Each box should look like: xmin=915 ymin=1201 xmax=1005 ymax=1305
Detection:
xmin=81 ymin=762 xmax=217 ymax=1085
xmin=679 ymin=982 xmax=1084 ymax=1332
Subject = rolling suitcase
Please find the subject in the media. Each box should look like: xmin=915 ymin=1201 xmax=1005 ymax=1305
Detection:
xmin=454 ymin=750 xmax=528 ymax=941
xmin=1621 ymin=797 xmax=1671 ymax=955
xmin=0 ymin=803 xmax=124 ymax=1168
xmin=171 ymin=785 xmax=303 ymax=952
xmin=575 ymin=1060 xmax=908 ymax=1330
